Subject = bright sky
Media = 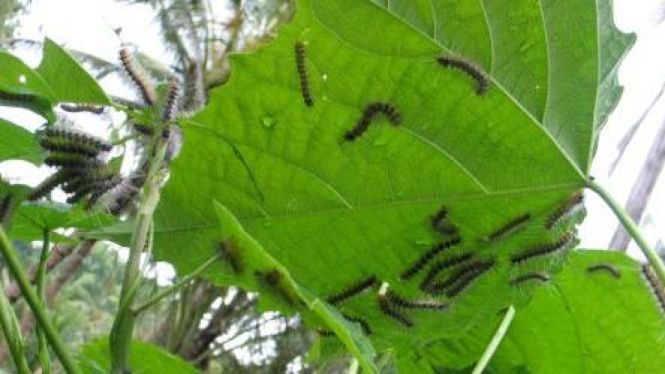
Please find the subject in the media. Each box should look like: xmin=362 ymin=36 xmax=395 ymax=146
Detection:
xmin=2 ymin=0 xmax=665 ymax=259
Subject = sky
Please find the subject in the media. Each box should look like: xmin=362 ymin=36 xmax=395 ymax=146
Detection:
xmin=1 ymin=0 xmax=665 ymax=261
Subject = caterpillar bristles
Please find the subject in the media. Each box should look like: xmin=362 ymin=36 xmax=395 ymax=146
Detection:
xmin=119 ymin=48 xmax=156 ymax=106
xmin=344 ymin=102 xmax=401 ymax=141
xmin=587 ymin=263 xmax=621 ymax=279
xmin=44 ymin=154 xmax=102 ymax=169
xmin=419 ymin=253 xmax=474 ymax=291
xmin=400 ymin=236 xmax=462 ymax=281
xmin=509 ymin=272 xmax=551 ymax=286
xmin=105 ymin=170 xmax=146 ymax=215
xmin=425 ymin=260 xmax=494 ymax=296
xmin=385 ymin=290 xmax=448 ymax=311
xmin=162 ymin=80 xmax=179 ymax=121
xmin=430 ymin=206 xmax=458 ymax=235
xmin=437 ymin=56 xmax=488 ymax=95
xmin=218 ymin=239 xmax=243 ymax=273
xmin=295 ymin=42 xmax=314 ymax=107
xmin=43 ymin=127 xmax=112 ymax=153
xmin=28 ymin=170 xmax=73 ymax=201
xmin=59 ymin=103 xmax=104 ymax=114
xmin=378 ymin=293 xmax=414 ymax=328
xmin=325 ymin=275 xmax=377 ymax=305
xmin=511 ymin=232 xmax=575 ymax=264
xmin=484 ymin=214 xmax=531 ymax=242
xmin=342 ymin=313 xmax=372 ymax=335
xmin=642 ymin=264 xmax=665 ymax=315
xmin=547 ymin=191 xmax=585 ymax=229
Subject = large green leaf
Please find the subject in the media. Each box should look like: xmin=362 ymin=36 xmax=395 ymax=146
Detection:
xmin=78 ymin=338 xmax=199 ymax=374
xmin=36 ymin=38 xmax=110 ymax=105
xmin=91 ymin=0 xmax=635 ymax=368
xmin=0 ymin=49 xmax=56 ymax=121
xmin=0 ymin=118 xmax=42 ymax=164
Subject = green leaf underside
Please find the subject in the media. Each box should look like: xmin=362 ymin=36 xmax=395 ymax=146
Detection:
xmin=402 ymin=251 xmax=665 ymax=373
xmin=89 ymin=0 xmax=633 ymax=367
xmin=78 ymin=338 xmax=199 ymax=374
xmin=0 ymin=118 xmax=42 ymax=164
xmin=36 ymin=38 xmax=110 ymax=105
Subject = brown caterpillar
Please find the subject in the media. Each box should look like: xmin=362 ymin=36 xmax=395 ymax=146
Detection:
xmin=426 ymin=260 xmax=494 ymax=296
xmin=400 ymin=236 xmax=462 ymax=281
xmin=587 ymin=263 xmax=621 ymax=279
xmin=430 ymin=206 xmax=458 ymax=236
xmin=218 ymin=239 xmax=243 ymax=273
xmin=385 ymin=290 xmax=448 ymax=311
xmin=325 ymin=275 xmax=377 ymax=305
xmin=295 ymin=42 xmax=314 ymax=107
xmin=484 ymin=214 xmax=531 ymax=242
xmin=509 ymin=272 xmax=551 ymax=286
xmin=378 ymin=293 xmax=414 ymax=328
xmin=511 ymin=232 xmax=575 ymax=264
xmin=162 ymin=80 xmax=179 ymax=121
xmin=547 ymin=191 xmax=585 ymax=229
xmin=59 ymin=103 xmax=104 ymax=114
xmin=342 ymin=313 xmax=372 ymax=335
xmin=437 ymin=56 xmax=488 ymax=95
xmin=257 ymin=269 xmax=300 ymax=306
xmin=344 ymin=102 xmax=401 ymax=141
xmin=119 ymin=48 xmax=156 ymax=106
xmin=420 ymin=252 xmax=475 ymax=291
xmin=642 ymin=264 xmax=665 ymax=315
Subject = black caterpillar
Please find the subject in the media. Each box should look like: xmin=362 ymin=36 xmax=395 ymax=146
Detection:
xmin=511 ymin=232 xmax=575 ymax=264
xmin=587 ymin=263 xmax=621 ymax=279
xmin=378 ymin=293 xmax=414 ymax=328
xmin=642 ymin=264 xmax=665 ymax=315
xmin=509 ymin=272 xmax=551 ymax=286
xmin=430 ymin=206 xmax=458 ymax=236
xmin=344 ymin=102 xmax=401 ymax=141
xmin=43 ymin=127 xmax=112 ymax=153
xmin=119 ymin=48 xmax=156 ymax=106
xmin=400 ymin=236 xmax=462 ymax=281
xmin=59 ymin=103 xmax=104 ymax=114
xmin=547 ymin=191 xmax=585 ymax=229
xmin=426 ymin=260 xmax=494 ymax=297
xmin=484 ymin=214 xmax=531 ymax=242
xmin=385 ymin=290 xmax=447 ymax=311
xmin=325 ymin=275 xmax=377 ymax=305
xmin=437 ymin=56 xmax=488 ymax=95
xmin=162 ymin=80 xmax=179 ymax=121
xmin=420 ymin=252 xmax=474 ymax=291
xmin=44 ymin=153 xmax=102 ymax=169
xmin=219 ymin=239 xmax=243 ymax=273
xmin=295 ymin=42 xmax=314 ymax=107
xmin=342 ymin=313 xmax=372 ymax=335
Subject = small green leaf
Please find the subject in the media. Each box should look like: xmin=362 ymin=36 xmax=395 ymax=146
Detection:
xmin=36 ymin=38 xmax=110 ymax=105
xmin=0 ymin=118 xmax=42 ymax=164
xmin=0 ymin=50 xmax=55 ymax=99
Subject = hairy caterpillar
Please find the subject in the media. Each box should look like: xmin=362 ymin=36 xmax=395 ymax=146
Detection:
xmin=218 ymin=239 xmax=243 ymax=273
xmin=400 ymin=236 xmax=462 ymax=281
xmin=105 ymin=168 xmax=147 ymax=215
xmin=119 ymin=48 xmax=156 ymax=106
xmin=295 ymin=42 xmax=314 ymax=107
xmin=547 ymin=191 xmax=585 ymax=229
xmin=342 ymin=313 xmax=372 ymax=335
xmin=162 ymin=80 xmax=179 ymax=121
xmin=430 ymin=206 xmax=458 ymax=236
xmin=59 ymin=103 xmax=104 ymax=114
xmin=511 ymin=232 xmax=575 ymax=264
xmin=420 ymin=252 xmax=474 ymax=291
xmin=378 ymin=293 xmax=414 ymax=328
xmin=44 ymin=153 xmax=102 ymax=169
xmin=133 ymin=123 xmax=154 ymax=136
xmin=325 ymin=275 xmax=377 ymax=305
xmin=344 ymin=102 xmax=401 ymax=141
xmin=509 ymin=272 xmax=551 ymax=286
xmin=317 ymin=329 xmax=335 ymax=337
xmin=385 ymin=290 xmax=448 ymax=310
xmin=28 ymin=169 xmax=74 ymax=201
xmin=43 ymin=127 xmax=112 ymax=153
xmin=426 ymin=260 xmax=494 ymax=297
xmin=587 ymin=263 xmax=621 ymax=279
xmin=437 ymin=56 xmax=488 ymax=95
xmin=484 ymin=214 xmax=531 ymax=242
xmin=257 ymin=269 xmax=300 ymax=306
xmin=642 ymin=264 xmax=665 ymax=315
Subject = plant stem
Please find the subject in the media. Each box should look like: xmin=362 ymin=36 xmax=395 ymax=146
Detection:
xmin=471 ymin=305 xmax=515 ymax=374
xmin=0 ymin=278 xmax=30 ymax=373
xmin=36 ymin=229 xmax=52 ymax=374
xmin=0 ymin=226 xmax=81 ymax=374
xmin=133 ymin=253 xmax=221 ymax=315
xmin=110 ymin=140 xmax=168 ymax=374
xmin=587 ymin=179 xmax=665 ymax=284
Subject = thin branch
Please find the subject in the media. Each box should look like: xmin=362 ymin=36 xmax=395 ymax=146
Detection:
xmin=36 ymin=229 xmax=52 ymax=374
xmin=471 ymin=305 xmax=515 ymax=374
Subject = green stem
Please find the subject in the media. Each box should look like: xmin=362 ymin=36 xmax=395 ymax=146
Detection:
xmin=471 ymin=305 xmax=515 ymax=374
xmin=133 ymin=253 xmax=221 ymax=315
xmin=36 ymin=229 xmax=52 ymax=374
xmin=110 ymin=141 xmax=168 ymax=373
xmin=0 ymin=278 xmax=30 ymax=373
xmin=0 ymin=226 xmax=81 ymax=374
xmin=587 ymin=179 xmax=665 ymax=284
